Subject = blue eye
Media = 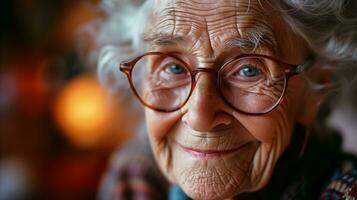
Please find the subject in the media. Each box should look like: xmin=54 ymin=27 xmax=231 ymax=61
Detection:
xmin=239 ymin=65 xmax=261 ymax=77
xmin=164 ymin=64 xmax=186 ymax=74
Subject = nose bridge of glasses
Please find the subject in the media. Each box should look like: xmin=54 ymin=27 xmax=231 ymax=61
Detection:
xmin=192 ymin=67 xmax=218 ymax=79
xmin=190 ymin=67 xmax=221 ymax=97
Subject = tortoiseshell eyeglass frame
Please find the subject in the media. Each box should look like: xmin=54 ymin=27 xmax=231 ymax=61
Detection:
xmin=120 ymin=52 xmax=313 ymax=115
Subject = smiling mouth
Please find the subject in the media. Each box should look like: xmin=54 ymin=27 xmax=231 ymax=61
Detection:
xmin=177 ymin=142 xmax=249 ymax=159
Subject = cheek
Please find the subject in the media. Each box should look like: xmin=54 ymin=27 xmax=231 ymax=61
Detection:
xmin=145 ymin=108 xmax=186 ymax=183
xmin=145 ymin=108 xmax=182 ymax=141
xmin=233 ymin=95 xmax=297 ymax=149
xmin=232 ymin=99 xmax=296 ymax=192
xmin=234 ymin=110 xmax=290 ymax=144
xmin=238 ymin=76 xmax=305 ymax=144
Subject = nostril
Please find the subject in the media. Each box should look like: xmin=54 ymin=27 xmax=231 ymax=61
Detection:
xmin=181 ymin=110 xmax=213 ymax=132
xmin=209 ymin=124 xmax=232 ymax=132
xmin=181 ymin=108 xmax=234 ymax=132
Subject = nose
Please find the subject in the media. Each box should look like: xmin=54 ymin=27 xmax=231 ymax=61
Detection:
xmin=181 ymin=72 xmax=233 ymax=132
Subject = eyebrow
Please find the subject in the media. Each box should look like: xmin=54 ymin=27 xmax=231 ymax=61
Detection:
xmin=143 ymin=30 xmax=278 ymax=53
xmin=225 ymin=31 xmax=278 ymax=53
xmin=143 ymin=33 xmax=185 ymax=46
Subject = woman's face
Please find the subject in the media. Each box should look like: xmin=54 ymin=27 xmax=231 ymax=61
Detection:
xmin=144 ymin=0 xmax=311 ymax=199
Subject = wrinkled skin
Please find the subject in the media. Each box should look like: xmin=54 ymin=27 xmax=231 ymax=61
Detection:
xmin=143 ymin=0 xmax=317 ymax=199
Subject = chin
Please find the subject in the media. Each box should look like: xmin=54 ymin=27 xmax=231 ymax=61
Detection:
xmin=180 ymin=177 xmax=243 ymax=200
xmin=166 ymin=142 xmax=259 ymax=200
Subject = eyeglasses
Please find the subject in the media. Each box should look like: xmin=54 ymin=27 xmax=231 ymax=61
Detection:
xmin=120 ymin=52 xmax=311 ymax=115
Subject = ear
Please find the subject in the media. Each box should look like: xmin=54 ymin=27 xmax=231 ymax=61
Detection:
xmin=296 ymin=60 xmax=335 ymax=126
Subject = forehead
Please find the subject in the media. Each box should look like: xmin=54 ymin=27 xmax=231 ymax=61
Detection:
xmin=147 ymin=1 xmax=276 ymax=49
xmin=145 ymin=0 xmax=306 ymax=62
xmin=152 ymin=0 xmax=274 ymax=29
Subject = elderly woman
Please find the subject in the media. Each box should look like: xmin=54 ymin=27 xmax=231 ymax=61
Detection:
xmin=94 ymin=0 xmax=357 ymax=199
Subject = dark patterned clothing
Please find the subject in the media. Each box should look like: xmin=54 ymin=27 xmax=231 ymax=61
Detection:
xmin=320 ymin=159 xmax=357 ymax=200
xmin=98 ymin=125 xmax=357 ymax=200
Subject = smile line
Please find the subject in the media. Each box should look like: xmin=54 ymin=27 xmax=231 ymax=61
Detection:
xmin=176 ymin=142 xmax=250 ymax=157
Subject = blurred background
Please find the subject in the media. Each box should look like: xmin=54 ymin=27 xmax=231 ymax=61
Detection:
xmin=0 ymin=0 xmax=138 ymax=199
xmin=1 ymin=1 xmax=356 ymax=200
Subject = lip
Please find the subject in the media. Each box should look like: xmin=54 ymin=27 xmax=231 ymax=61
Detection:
xmin=176 ymin=142 xmax=249 ymax=159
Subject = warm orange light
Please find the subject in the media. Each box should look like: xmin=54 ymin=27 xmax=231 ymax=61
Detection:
xmin=54 ymin=75 xmax=113 ymax=149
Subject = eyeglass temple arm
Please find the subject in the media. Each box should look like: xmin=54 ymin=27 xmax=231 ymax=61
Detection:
xmin=119 ymin=61 xmax=134 ymax=72
xmin=285 ymin=57 xmax=315 ymax=76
